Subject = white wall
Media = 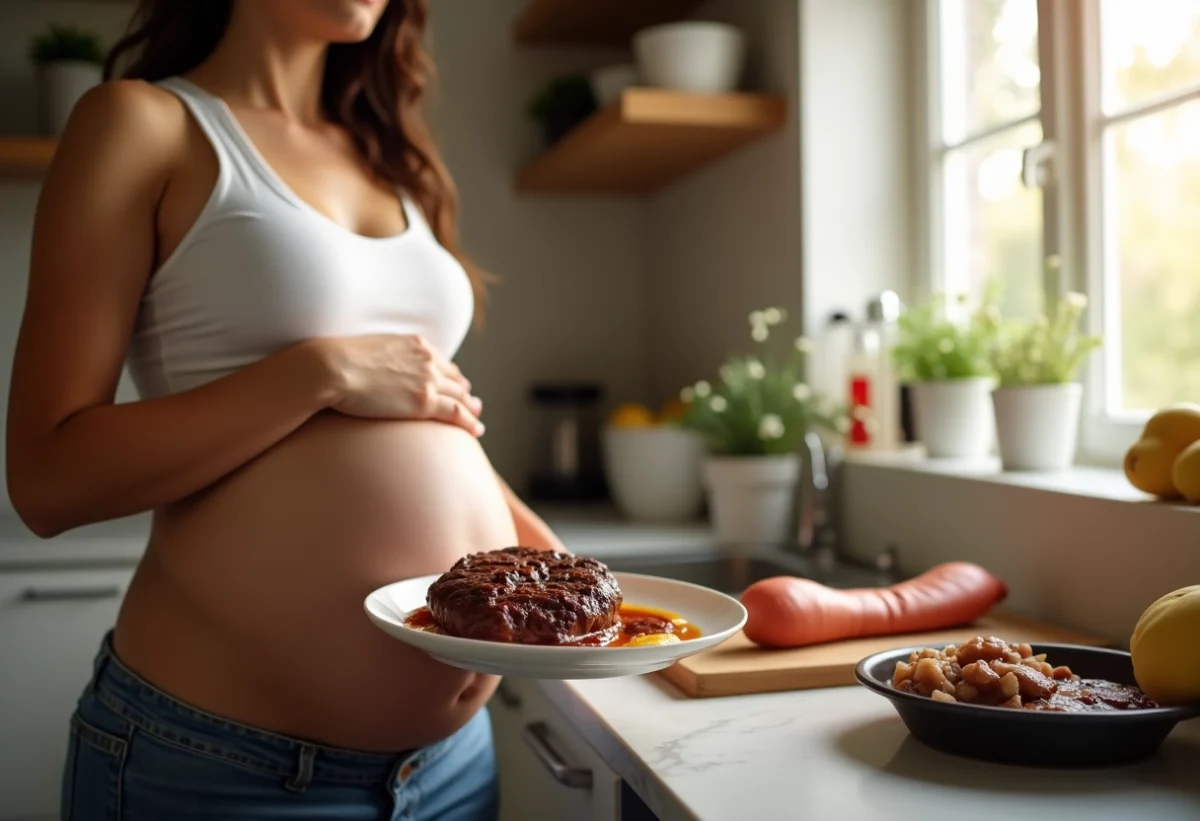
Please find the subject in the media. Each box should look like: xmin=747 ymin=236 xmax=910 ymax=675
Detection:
xmin=0 ymin=0 xmax=649 ymax=509
xmin=645 ymin=0 xmax=915 ymax=406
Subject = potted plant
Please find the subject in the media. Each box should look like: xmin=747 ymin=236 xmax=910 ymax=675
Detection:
xmin=526 ymin=75 xmax=597 ymax=147
xmin=30 ymin=24 xmax=106 ymax=136
xmin=892 ymin=285 xmax=1000 ymax=459
xmin=678 ymin=307 xmax=847 ymax=546
xmin=990 ymin=260 xmax=1102 ymax=471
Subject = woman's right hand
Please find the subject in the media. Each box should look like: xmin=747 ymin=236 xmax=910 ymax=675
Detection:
xmin=312 ymin=334 xmax=485 ymax=436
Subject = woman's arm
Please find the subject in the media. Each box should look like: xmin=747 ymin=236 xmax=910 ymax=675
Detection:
xmin=494 ymin=471 xmax=569 ymax=553
xmin=6 ymin=82 xmax=479 ymax=538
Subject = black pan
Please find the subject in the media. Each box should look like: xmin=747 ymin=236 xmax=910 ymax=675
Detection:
xmin=855 ymin=642 xmax=1200 ymax=767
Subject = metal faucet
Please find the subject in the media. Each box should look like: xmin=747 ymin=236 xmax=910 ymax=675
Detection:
xmin=797 ymin=430 xmax=840 ymax=555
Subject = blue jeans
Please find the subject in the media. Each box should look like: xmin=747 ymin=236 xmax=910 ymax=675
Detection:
xmin=61 ymin=634 xmax=499 ymax=820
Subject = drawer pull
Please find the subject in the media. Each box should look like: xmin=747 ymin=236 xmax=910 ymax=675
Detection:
xmin=521 ymin=721 xmax=592 ymax=790
xmin=495 ymin=680 xmax=522 ymax=710
xmin=20 ymin=585 xmax=122 ymax=602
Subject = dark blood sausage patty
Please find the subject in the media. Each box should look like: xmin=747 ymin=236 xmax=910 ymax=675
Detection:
xmin=426 ymin=547 xmax=623 ymax=645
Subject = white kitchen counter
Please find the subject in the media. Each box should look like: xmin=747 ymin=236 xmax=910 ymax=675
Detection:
xmin=540 ymin=674 xmax=1200 ymax=821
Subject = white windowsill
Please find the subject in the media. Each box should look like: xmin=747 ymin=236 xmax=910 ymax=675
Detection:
xmin=842 ymin=446 xmax=1199 ymax=514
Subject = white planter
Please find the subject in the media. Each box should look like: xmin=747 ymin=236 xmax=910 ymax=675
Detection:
xmin=37 ymin=61 xmax=102 ymax=135
xmin=910 ymin=377 xmax=996 ymax=459
xmin=702 ymin=453 xmax=800 ymax=546
xmin=632 ymin=22 xmax=747 ymax=94
xmin=602 ymin=427 xmax=705 ymax=522
xmin=992 ymin=383 xmax=1083 ymax=471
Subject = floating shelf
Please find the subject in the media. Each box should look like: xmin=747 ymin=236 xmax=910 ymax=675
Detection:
xmin=514 ymin=0 xmax=706 ymax=47
xmin=516 ymin=89 xmax=787 ymax=196
xmin=0 ymin=137 xmax=57 ymax=177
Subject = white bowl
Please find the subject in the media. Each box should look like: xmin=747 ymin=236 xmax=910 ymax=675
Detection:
xmin=364 ymin=572 xmax=747 ymax=679
xmin=590 ymin=63 xmax=641 ymax=108
xmin=632 ymin=22 xmax=747 ymax=94
xmin=602 ymin=426 xmax=706 ymax=522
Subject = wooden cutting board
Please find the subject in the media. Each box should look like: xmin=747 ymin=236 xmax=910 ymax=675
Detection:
xmin=658 ymin=611 xmax=1114 ymax=698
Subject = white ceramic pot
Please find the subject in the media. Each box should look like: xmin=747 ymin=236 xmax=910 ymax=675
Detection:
xmin=702 ymin=453 xmax=800 ymax=546
xmin=992 ymin=383 xmax=1083 ymax=471
xmin=909 ymin=377 xmax=996 ymax=459
xmin=602 ymin=427 xmax=705 ymax=522
xmin=590 ymin=63 xmax=640 ymax=108
xmin=632 ymin=22 xmax=747 ymax=94
xmin=37 ymin=61 xmax=102 ymax=135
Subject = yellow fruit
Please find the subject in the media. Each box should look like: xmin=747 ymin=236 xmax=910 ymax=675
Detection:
xmin=1172 ymin=440 xmax=1200 ymax=504
xmin=1130 ymin=585 xmax=1200 ymax=705
xmin=607 ymin=403 xmax=656 ymax=429
xmin=1124 ymin=404 xmax=1200 ymax=498
xmin=658 ymin=398 xmax=688 ymax=424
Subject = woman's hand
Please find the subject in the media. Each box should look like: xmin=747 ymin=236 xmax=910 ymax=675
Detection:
xmin=313 ymin=334 xmax=485 ymax=436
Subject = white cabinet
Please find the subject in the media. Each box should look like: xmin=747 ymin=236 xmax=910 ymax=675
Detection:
xmin=0 ymin=566 xmax=134 ymax=821
xmin=489 ymin=677 xmax=621 ymax=821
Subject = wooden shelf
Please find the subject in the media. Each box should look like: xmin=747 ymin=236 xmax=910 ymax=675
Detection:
xmin=514 ymin=0 xmax=706 ymax=47
xmin=0 ymin=137 xmax=57 ymax=177
xmin=516 ymin=89 xmax=787 ymax=196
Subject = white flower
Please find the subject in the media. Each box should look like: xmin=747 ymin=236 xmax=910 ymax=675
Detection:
xmin=763 ymin=307 xmax=784 ymax=325
xmin=758 ymin=414 xmax=785 ymax=440
xmin=792 ymin=383 xmax=813 ymax=402
xmin=749 ymin=310 xmax=765 ymax=327
xmin=694 ymin=380 xmax=712 ymax=398
xmin=719 ymin=365 xmax=735 ymax=384
xmin=1066 ymin=291 xmax=1087 ymax=310
xmin=746 ymin=359 xmax=766 ymax=380
xmin=937 ymin=337 xmax=955 ymax=354
xmin=751 ymin=323 xmax=769 ymax=342
xmin=709 ymin=395 xmax=728 ymax=412
xmin=680 ymin=386 xmax=695 ymax=403
xmin=794 ymin=336 xmax=814 ymax=354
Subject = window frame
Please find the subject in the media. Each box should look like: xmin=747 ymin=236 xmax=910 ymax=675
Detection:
xmin=921 ymin=0 xmax=1200 ymax=466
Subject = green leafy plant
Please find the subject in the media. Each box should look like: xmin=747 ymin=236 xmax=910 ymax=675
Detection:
xmin=526 ymin=75 xmax=596 ymax=123
xmin=892 ymin=282 xmax=1001 ymax=382
xmin=677 ymin=308 xmax=848 ymax=456
xmin=30 ymin=24 xmax=106 ymax=65
xmin=991 ymin=258 xmax=1103 ymax=386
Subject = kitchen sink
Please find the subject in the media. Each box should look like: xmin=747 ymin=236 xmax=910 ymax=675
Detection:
xmin=601 ymin=548 xmax=895 ymax=596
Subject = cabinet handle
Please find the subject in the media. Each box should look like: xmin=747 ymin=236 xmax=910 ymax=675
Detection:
xmin=495 ymin=680 xmax=522 ymax=710
xmin=521 ymin=721 xmax=592 ymax=790
xmin=20 ymin=585 xmax=122 ymax=602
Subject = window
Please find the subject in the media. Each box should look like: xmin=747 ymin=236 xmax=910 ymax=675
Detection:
xmin=924 ymin=0 xmax=1200 ymax=461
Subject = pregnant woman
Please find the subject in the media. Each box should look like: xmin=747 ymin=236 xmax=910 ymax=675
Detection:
xmin=5 ymin=1 xmax=565 ymax=818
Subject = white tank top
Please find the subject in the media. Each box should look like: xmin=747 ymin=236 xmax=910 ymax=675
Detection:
xmin=125 ymin=76 xmax=475 ymax=399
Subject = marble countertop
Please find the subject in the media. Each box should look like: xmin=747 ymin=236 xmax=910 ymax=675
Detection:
xmin=540 ymin=674 xmax=1200 ymax=821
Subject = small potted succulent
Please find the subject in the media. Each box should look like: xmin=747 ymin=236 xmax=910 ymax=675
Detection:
xmin=892 ymin=285 xmax=1000 ymax=459
xmin=526 ymin=74 xmax=597 ymax=147
xmin=678 ymin=307 xmax=848 ymax=546
xmin=990 ymin=258 xmax=1102 ymax=471
xmin=30 ymin=24 xmax=106 ymax=135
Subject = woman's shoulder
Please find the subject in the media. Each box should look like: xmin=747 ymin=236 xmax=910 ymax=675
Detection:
xmin=71 ymin=79 xmax=190 ymax=142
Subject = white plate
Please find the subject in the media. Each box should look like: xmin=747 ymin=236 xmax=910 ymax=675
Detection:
xmin=363 ymin=572 xmax=747 ymax=680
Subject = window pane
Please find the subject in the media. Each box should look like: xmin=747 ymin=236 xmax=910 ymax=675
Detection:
xmin=1100 ymin=0 xmax=1200 ymax=114
xmin=939 ymin=0 xmax=1040 ymax=144
xmin=1105 ymin=99 xmax=1200 ymax=412
xmin=943 ymin=120 xmax=1044 ymax=318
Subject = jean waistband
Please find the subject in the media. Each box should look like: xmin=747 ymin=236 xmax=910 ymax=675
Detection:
xmin=89 ymin=631 xmax=423 ymax=787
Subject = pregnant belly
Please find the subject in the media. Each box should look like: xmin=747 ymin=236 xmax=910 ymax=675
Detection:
xmin=115 ymin=413 xmax=519 ymax=751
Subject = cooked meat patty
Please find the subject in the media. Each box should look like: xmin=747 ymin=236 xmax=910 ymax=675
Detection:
xmin=426 ymin=547 xmax=623 ymax=645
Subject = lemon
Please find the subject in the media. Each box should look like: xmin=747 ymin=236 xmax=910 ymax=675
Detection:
xmin=1172 ymin=440 xmax=1200 ymax=504
xmin=1124 ymin=404 xmax=1200 ymax=498
xmin=607 ymin=403 xmax=657 ymax=429
xmin=1130 ymin=585 xmax=1200 ymax=705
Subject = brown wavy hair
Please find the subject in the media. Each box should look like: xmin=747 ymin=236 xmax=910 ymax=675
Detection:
xmin=104 ymin=0 xmax=490 ymax=323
